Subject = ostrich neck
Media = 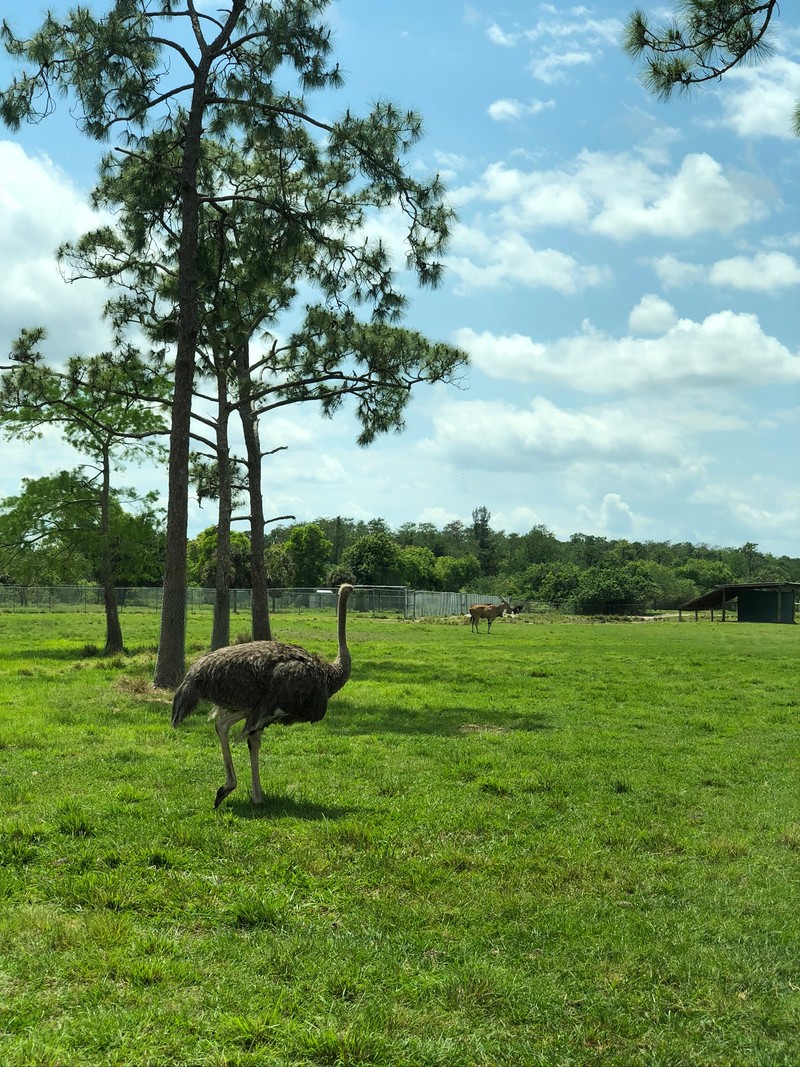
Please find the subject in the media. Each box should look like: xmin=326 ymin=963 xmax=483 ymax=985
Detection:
xmin=329 ymin=588 xmax=352 ymax=694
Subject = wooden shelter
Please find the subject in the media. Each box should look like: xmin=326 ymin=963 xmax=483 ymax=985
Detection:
xmin=678 ymin=582 xmax=800 ymax=623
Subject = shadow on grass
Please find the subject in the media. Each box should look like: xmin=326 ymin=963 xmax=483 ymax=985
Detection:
xmin=0 ymin=647 xmax=91 ymax=662
xmin=0 ymin=644 xmax=158 ymax=663
xmin=325 ymin=702 xmax=554 ymax=737
xmin=223 ymin=793 xmax=352 ymax=822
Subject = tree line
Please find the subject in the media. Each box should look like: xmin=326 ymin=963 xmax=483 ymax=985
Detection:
xmin=208 ymin=507 xmax=800 ymax=613
xmin=3 ymin=496 xmax=797 ymax=619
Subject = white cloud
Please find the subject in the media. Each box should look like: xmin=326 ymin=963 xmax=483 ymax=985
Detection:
xmin=589 ymin=153 xmax=769 ymax=240
xmin=457 ymin=159 xmax=592 ymax=228
xmin=427 ymin=150 xmax=470 ymax=182
xmin=454 ymin=311 xmax=800 ymax=394
xmin=487 ymin=22 xmax=516 ymax=47
xmin=651 ymin=250 xmax=800 ymax=292
xmin=709 ymin=251 xmax=800 ymax=291
xmin=491 ymin=504 xmax=549 ymax=533
xmin=1 ymin=429 xmax=85 ymax=494
xmin=523 ymin=9 xmax=623 ymax=47
xmin=434 ymin=150 xmax=469 ymax=171
xmin=448 ymin=226 xmax=609 ymax=295
xmin=428 ymin=396 xmax=686 ymax=473
xmin=690 ymin=480 xmax=800 ymax=533
xmin=577 ymin=493 xmax=652 ymax=539
xmin=416 ymin=505 xmax=460 ymax=527
xmin=459 ymin=150 xmax=771 ymax=242
xmin=487 ymin=97 xmax=555 ymax=122
xmin=530 ymin=49 xmax=592 ymax=83
xmin=715 ymin=57 xmax=800 ymax=140
xmin=0 ymin=140 xmax=110 ymax=358
xmin=650 ymin=254 xmax=705 ymax=289
xmin=486 ymin=8 xmax=623 ymax=83
xmin=628 ymin=295 xmax=678 ymax=335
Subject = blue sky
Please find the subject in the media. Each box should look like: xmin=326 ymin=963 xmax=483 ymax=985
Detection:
xmin=0 ymin=1 xmax=798 ymax=556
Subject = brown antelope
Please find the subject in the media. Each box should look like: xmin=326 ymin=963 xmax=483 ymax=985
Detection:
xmin=468 ymin=598 xmax=511 ymax=634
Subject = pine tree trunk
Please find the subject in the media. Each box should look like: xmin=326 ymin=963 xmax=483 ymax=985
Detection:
xmin=100 ymin=450 xmax=124 ymax=655
xmin=234 ymin=343 xmax=271 ymax=640
xmin=211 ymin=368 xmax=232 ymax=650
xmin=103 ymin=579 xmax=124 ymax=655
xmin=152 ymin=68 xmax=209 ymax=688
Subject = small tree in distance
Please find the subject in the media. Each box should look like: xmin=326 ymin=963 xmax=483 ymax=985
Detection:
xmin=0 ymin=331 xmax=167 ymax=652
xmin=342 ymin=532 xmax=403 ymax=586
xmin=281 ymin=523 xmax=333 ymax=588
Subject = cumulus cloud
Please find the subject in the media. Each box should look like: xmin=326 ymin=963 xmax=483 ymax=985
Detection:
xmin=576 ymin=493 xmax=650 ymax=539
xmin=651 ymin=251 xmax=800 ymax=292
xmin=491 ymin=504 xmax=550 ymax=532
xmin=690 ymin=480 xmax=800 ymax=532
xmin=458 ymin=149 xmax=771 ymax=242
xmin=709 ymin=251 xmax=800 ymax=291
xmin=715 ymin=56 xmax=800 ymax=139
xmin=454 ymin=311 xmax=800 ymax=394
xmin=650 ymin=254 xmax=706 ymax=289
xmin=530 ymin=49 xmax=592 ymax=83
xmin=448 ymin=226 xmax=610 ymax=295
xmin=487 ymin=22 xmax=516 ymax=47
xmin=0 ymin=140 xmax=110 ymax=358
xmin=589 ymin=152 xmax=769 ymax=240
xmin=628 ymin=295 xmax=678 ymax=335
xmin=428 ymin=395 xmax=687 ymax=473
xmin=427 ymin=150 xmax=470 ymax=182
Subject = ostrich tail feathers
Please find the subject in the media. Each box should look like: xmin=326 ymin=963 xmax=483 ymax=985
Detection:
xmin=171 ymin=678 xmax=200 ymax=727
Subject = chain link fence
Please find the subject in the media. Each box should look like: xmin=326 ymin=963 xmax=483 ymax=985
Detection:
xmin=0 ymin=585 xmax=512 ymax=619
xmin=0 ymin=585 xmax=669 ymax=618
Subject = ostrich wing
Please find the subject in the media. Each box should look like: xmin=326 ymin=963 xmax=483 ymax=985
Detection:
xmin=245 ymin=653 xmax=330 ymax=732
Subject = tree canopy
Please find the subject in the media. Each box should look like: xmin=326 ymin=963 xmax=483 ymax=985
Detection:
xmin=624 ymin=2 xmax=798 ymax=132
xmin=2 ymin=504 xmax=797 ymax=617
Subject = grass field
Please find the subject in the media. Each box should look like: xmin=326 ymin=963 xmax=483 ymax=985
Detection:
xmin=0 ymin=608 xmax=798 ymax=1066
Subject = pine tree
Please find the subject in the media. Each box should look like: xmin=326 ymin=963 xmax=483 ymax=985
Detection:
xmin=624 ymin=2 xmax=797 ymax=131
xmin=1 ymin=2 xmax=460 ymax=684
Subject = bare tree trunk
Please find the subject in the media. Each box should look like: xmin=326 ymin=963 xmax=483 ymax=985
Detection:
xmin=103 ymin=578 xmax=124 ymax=655
xmin=211 ymin=366 xmax=232 ymax=650
xmin=99 ymin=448 xmax=124 ymax=655
xmin=234 ymin=343 xmax=271 ymax=640
xmin=152 ymin=74 xmax=208 ymax=688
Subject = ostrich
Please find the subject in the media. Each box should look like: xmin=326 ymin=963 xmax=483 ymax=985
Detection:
xmin=172 ymin=584 xmax=354 ymax=808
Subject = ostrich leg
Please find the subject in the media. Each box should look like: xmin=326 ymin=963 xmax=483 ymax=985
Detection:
xmin=214 ymin=714 xmax=238 ymax=808
xmin=247 ymin=730 xmax=264 ymax=805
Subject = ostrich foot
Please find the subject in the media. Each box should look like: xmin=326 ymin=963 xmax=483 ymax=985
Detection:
xmin=214 ymin=784 xmax=236 ymax=809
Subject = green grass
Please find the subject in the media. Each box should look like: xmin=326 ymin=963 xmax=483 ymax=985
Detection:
xmin=0 ymin=610 xmax=798 ymax=1065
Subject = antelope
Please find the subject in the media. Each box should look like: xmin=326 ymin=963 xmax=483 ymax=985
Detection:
xmin=468 ymin=598 xmax=511 ymax=634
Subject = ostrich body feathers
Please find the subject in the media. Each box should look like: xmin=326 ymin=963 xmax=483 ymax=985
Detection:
xmin=172 ymin=639 xmax=350 ymax=732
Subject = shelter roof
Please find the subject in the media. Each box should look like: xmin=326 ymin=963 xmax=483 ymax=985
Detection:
xmin=679 ymin=582 xmax=800 ymax=612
